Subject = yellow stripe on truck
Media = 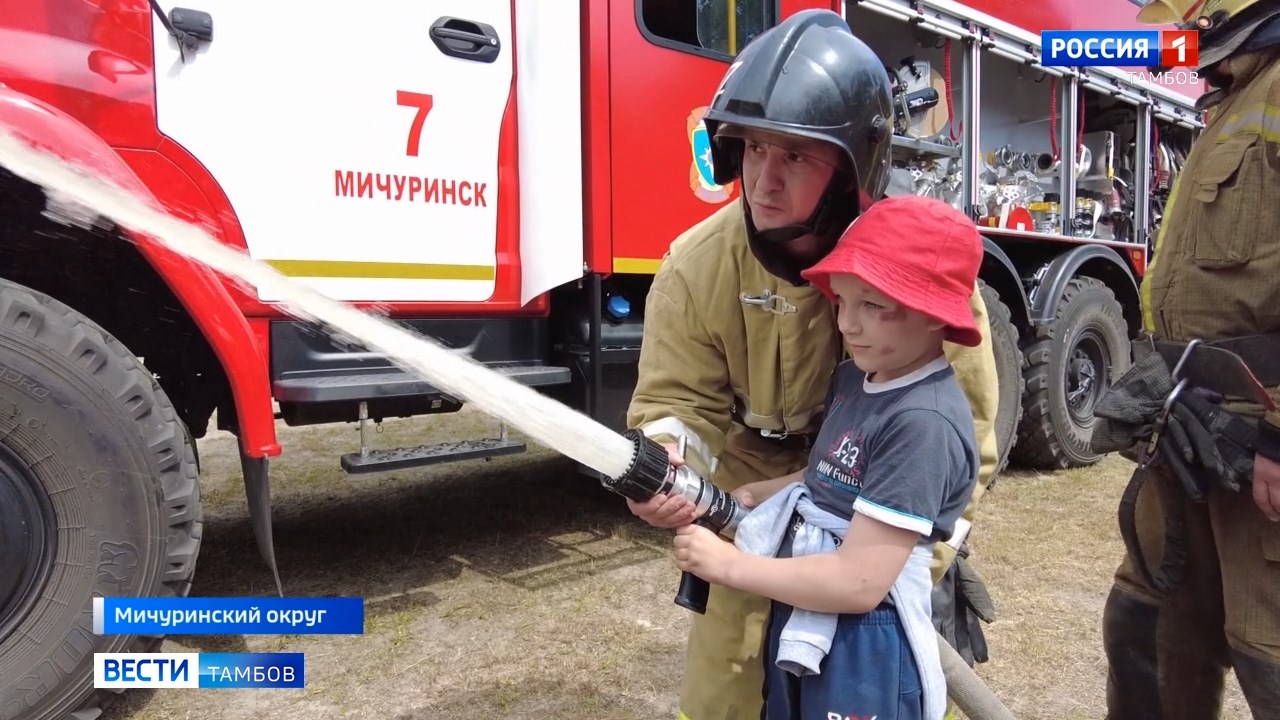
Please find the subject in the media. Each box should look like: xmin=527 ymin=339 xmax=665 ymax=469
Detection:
xmin=264 ymin=259 xmax=495 ymax=281
xmin=612 ymin=257 xmax=663 ymax=274
xmin=269 ymin=256 xmax=665 ymax=281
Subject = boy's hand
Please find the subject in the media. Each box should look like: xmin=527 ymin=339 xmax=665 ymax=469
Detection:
xmin=673 ymin=524 xmax=738 ymax=585
xmin=626 ymin=442 xmax=699 ymax=528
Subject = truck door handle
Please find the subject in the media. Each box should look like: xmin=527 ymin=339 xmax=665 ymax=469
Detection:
xmin=430 ymin=17 xmax=501 ymax=64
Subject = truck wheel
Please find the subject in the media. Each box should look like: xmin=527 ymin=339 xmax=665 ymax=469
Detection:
xmin=1011 ymin=276 xmax=1131 ymax=469
xmin=978 ymin=280 xmax=1024 ymax=476
xmin=0 ymin=278 xmax=202 ymax=720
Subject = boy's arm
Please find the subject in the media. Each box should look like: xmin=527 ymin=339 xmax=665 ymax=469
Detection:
xmin=722 ymin=514 xmax=918 ymax=614
xmin=626 ymin=263 xmax=733 ymax=481
xmin=720 ymin=409 xmax=970 ymax=614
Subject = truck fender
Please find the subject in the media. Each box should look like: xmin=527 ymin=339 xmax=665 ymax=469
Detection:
xmin=1027 ymin=244 xmax=1142 ymax=337
xmin=0 ymin=83 xmax=280 ymax=459
xmin=1 ymin=85 xmax=285 ymax=592
xmin=979 ymin=237 xmax=1031 ymax=332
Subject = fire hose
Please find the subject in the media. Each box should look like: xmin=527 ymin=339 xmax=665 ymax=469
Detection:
xmin=0 ymin=127 xmax=1015 ymax=720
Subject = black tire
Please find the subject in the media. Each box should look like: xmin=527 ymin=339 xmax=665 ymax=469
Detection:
xmin=1011 ymin=276 xmax=1131 ymax=469
xmin=979 ymin=280 xmax=1024 ymax=476
xmin=0 ymin=278 xmax=202 ymax=720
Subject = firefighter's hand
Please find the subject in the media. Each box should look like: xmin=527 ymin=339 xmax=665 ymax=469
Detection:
xmin=673 ymin=524 xmax=737 ymax=585
xmin=732 ymin=479 xmax=768 ymax=507
xmin=1252 ymin=453 xmax=1280 ymax=522
xmin=731 ymin=477 xmax=789 ymax=508
xmin=626 ymin=442 xmax=698 ymax=528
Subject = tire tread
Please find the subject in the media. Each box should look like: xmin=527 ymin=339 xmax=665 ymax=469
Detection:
xmin=0 ymin=278 xmax=202 ymax=720
xmin=1010 ymin=276 xmax=1128 ymax=470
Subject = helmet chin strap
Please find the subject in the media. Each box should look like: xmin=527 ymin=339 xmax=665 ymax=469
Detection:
xmin=744 ymin=172 xmax=857 ymax=286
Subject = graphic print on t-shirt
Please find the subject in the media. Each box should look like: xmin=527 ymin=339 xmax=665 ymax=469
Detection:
xmin=814 ymin=428 xmax=866 ymax=494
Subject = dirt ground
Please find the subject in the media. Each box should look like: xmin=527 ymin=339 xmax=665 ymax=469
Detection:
xmin=99 ymin=408 xmax=1252 ymax=720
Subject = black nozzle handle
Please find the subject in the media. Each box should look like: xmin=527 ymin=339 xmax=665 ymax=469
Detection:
xmin=674 ymin=516 xmax=715 ymax=614
xmin=675 ymin=570 xmax=710 ymax=614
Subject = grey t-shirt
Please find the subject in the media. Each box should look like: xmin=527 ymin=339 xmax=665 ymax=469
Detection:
xmin=803 ymin=355 xmax=978 ymax=544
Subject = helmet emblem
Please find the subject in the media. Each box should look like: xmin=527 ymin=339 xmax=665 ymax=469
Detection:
xmin=687 ymin=106 xmax=736 ymax=204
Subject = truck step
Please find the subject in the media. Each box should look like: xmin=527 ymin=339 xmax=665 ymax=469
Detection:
xmin=340 ymin=436 xmax=527 ymax=474
xmin=274 ymin=364 xmax=572 ymax=403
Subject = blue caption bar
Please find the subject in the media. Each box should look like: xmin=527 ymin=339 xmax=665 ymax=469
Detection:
xmin=199 ymin=653 xmax=305 ymax=689
xmin=1041 ymin=30 xmax=1160 ymax=67
xmin=93 ymin=597 xmax=364 ymax=635
xmin=94 ymin=651 xmax=306 ymax=689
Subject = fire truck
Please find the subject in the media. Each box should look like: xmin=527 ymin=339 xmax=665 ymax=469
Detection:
xmin=0 ymin=0 xmax=1202 ymax=717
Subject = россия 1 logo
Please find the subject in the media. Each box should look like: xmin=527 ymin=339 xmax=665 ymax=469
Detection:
xmin=1041 ymin=29 xmax=1199 ymax=68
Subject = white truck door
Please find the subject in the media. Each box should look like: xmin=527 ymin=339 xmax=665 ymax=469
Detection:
xmin=152 ymin=2 xmax=513 ymax=303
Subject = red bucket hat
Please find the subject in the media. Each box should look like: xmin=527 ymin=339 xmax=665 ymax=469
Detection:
xmin=800 ymin=195 xmax=984 ymax=347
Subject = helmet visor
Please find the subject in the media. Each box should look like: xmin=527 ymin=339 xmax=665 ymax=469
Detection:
xmin=713 ymin=123 xmax=849 ymax=172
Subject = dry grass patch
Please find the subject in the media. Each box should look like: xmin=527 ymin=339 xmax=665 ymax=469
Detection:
xmin=970 ymin=457 xmax=1249 ymax=720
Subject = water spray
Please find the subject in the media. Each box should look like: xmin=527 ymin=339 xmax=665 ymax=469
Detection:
xmin=0 ymin=127 xmax=1016 ymax=719
xmin=0 ymin=126 xmax=734 ymax=613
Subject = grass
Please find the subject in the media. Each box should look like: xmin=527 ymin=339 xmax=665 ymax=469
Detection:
xmin=99 ymin=409 xmax=1251 ymax=719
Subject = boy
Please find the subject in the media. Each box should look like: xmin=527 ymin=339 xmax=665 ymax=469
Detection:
xmin=672 ymin=195 xmax=983 ymax=720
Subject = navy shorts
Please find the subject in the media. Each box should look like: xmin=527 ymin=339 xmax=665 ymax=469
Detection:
xmin=761 ymin=599 xmax=925 ymax=720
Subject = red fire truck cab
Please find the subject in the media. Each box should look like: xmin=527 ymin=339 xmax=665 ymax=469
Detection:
xmin=0 ymin=0 xmax=1202 ymax=717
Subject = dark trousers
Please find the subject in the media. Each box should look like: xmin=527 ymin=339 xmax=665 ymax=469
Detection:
xmin=1104 ymin=465 xmax=1280 ymax=720
xmin=761 ymin=599 xmax=924 ymax=720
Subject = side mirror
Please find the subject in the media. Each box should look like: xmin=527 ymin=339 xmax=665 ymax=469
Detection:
xmin=169 ymin=7 xmax=213 ymax=44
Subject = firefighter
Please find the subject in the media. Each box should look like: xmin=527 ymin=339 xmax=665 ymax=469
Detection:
xmin=623 ymin=9 xmax=1001 ymax=720
xmin=1100 ymin=1 xmax=1280 ymax=717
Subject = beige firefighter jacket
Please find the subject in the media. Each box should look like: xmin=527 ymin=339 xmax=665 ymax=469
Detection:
xmin=627 ymin=199 xmax=1002 ymax=580
xmin=1141 ymin=48 xmax=1280 ymax=428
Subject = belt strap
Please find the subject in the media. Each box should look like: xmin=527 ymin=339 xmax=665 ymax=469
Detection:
xmin=1118 ymin=461 xmax=1187 ymax=596
xmin=1143 ymin=331 xmax=1280 ymax=405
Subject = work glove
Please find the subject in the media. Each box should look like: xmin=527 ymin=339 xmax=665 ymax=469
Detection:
xmin=1258 ymin=418 xmax=1280 ymax=465
xmin=1158 ymin=404 xmax=1220 ymax=500
xmin=1090 ymin=351 xmax=1175 ymax=456
xmin=1088 ymin=348 xmax=1260 ymax=497
xmin=954 ymin=553 xmax=996 ymax=625
xmin=1156 ymin=387 xmax=1254 ymax=497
